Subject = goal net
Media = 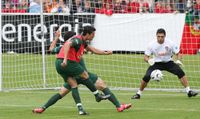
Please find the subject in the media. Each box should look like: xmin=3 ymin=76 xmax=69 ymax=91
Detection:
xmin=0 ymin=0 xmax=200 ymax=91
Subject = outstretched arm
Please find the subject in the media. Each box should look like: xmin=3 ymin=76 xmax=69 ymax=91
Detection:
xmin=86 ymin=45 xmax=112 ymax=55
xmin=172 ymin=42 xmax=183 ymax=66
xmin=144 ymin=55 xmax=155 ymax=66
xmin=174 ymin=53 xmax=182 ymax=60
xmin=174 ymin=53 xmax=183 ymax=66
xmin=144 ymin=55 xmax=150 ymax=63
xmin=49 ymin=31 xmax=61 ymax=52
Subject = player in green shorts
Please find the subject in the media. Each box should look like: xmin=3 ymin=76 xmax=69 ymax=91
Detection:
xmin=56 ymin=26 xmax=111 ymax=115
xmin=32 ymin=30 xmax=132 ymax=115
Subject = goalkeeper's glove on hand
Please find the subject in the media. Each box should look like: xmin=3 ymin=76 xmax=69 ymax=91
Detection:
xmin=148 ymin=58 xmax=155 ymax=66
xmin=175 ymin=60 xmax=183 ymax=66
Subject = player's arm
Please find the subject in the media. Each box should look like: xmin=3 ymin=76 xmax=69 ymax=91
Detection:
xmin=144 ymin=54 xmax=155 ymax=66
xmin=49 ymin=31 xmax=61 ymax=52
xmin=144 ymin=44 xmax=154 ymax=66
xmin=144 ymin=55 xmax=150 ymax=62
xmin=51 ymin=46 xmax=62 ymax=54
xmin=174 ymin=53 xmax=182 ymax=60
xmin=174 ymin=52 xmax=183 ymax=66
xmin=61 ymin=41 xmax=72 ymax=67
xmin=172 ymin=43 xmax=183 ymax=66
xmin=173 ymin=44 xmax=182 ymax=61
xmin=61 ymin=38 xmax=81 ymax=67
xmin=86 ymin=45 xmax=112 ymax=55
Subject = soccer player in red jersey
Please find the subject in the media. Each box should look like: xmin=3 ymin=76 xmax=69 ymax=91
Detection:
xmin=33 ymin=29 xmax=131 ymax=115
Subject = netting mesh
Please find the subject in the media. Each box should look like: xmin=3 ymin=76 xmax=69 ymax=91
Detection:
xmin=0 ymin=0 xmax=200 ymax=91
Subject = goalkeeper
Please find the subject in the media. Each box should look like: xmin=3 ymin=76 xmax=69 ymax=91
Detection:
xmin=33 ymin=30 xmax=131 ymax=115
xmin=131 ymin=28 xmax=198 ymax=99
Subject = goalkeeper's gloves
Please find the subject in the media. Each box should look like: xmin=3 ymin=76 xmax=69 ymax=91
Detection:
xmin=175 ymin=60 xmax=183 ymax=66
xmin=148 ymin=58 xmax=155 ymax=66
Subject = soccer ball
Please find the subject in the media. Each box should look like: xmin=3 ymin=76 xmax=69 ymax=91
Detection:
xmin=150 ymin=69 xmax=163 ymax=81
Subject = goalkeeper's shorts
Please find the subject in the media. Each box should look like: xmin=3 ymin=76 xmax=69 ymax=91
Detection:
xmin=143 ymin=61 xmax=185 ymax=82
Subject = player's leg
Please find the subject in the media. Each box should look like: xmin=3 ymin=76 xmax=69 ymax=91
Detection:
xmin=32 ymin=84 xmax=71 ymax=113
xmin=78 ymin=58 xmax=110 ymax=101
xmin=95 ymin=78 xmax=132 ymax=112
xmin=67 ymin=60 xmax=99 ymax=99
xmin=166 ymin=61 xmax=198 ymax=97
xmin=180 ymin=76 xmax=198 ymax=97
xmin=79 ymin=58 xmax=109 ymax=101
xmin=64 ymin=60 xmax=109 ymax=114
xmin=81 ymin=73 xmax=117 ymax=103
xmin=76 ymin=72 xmax=131 ymax=112
xmin=95 ymin=78 xmax=120 ymax=106
xmin=82 ymin=72 xmax=131 ymax=112
xmin=56 ymin=59 xmax=87 ymax=115
xmin=67 ymin=77 xmax=88 ymax=115
xmin=79 ymin=71 xmax=110 ymax=102
xmin=43 ymin=84 xmax=71 ymax=110
xmin=131 ymin=66 xmax=156 ymax=99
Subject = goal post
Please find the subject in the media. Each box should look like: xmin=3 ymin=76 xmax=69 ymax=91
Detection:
xmin=0 ymin=0 xmax=2 ymax=91
xmin=40 ymin=0 xmax=47 ymax=89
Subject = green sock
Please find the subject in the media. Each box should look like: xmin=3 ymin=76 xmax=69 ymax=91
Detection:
xmin=77 ymin=103 xmax=84 ymax=111
xmin=84 ymin=78 xmax=99 ymax=96
xmin=42 ymin=93 xmax=62 ymax=109
xmin=71 ymin=87 xmax=81 ymax=104
xmin=102 ymin=88 xmax=121 ymax=108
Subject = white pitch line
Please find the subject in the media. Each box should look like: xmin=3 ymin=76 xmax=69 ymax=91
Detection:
xmin=0 ymin=104 xmax=199 ymax=112
xmin=19 ymin=91 xmax=196 ymax=97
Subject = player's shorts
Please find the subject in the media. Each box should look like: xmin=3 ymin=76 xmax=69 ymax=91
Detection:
xmin=79 ymin=58 xmax=87 ymax=71
xmin=143 ymin=61 xmax=185 ymax=82
xmin=63 ymin=72 xmax=98 ymax=90
xmin=55 ymin=59 xmax=85 ymax=82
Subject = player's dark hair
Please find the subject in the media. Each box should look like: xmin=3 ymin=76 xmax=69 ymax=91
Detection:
xmin=156 ymin=28 xmax=166 ymax=36
xmin=82 ymin=25 xmax=96 ymax=36
xmin=64 ymin=31 xmax=76 ymax=41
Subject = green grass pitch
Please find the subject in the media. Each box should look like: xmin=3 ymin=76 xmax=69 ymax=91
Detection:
xmin=0 ymin=90 xmax=199 ymax=119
